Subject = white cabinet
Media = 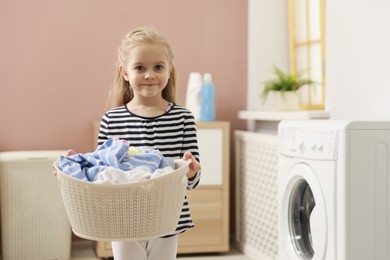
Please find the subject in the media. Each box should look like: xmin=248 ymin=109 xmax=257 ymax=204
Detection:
xmin=196 ymin=127 xmax=224 ymax=185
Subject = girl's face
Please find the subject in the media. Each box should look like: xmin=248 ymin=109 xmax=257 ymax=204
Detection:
xmin=121 ymin=43 xmax=172 ymax=102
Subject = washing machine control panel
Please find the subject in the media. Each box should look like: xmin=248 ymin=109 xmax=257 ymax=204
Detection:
xmin=279 ymin=127 xmax=338 ymax=160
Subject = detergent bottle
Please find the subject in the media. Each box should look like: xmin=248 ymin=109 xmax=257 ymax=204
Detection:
xmin=200 ymin=73 xmax=216 ymax=121
xmin=185 ymin=72 xmax=202 ymax=120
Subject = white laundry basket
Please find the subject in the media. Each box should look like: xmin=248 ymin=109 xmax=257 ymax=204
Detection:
xmin=54 ymin=159 xmax=189 ymax=241
xmin=0 ymin=151 xmax=72 ymax=260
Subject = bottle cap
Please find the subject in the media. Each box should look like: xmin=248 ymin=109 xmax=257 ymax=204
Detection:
xmin=188 ymin=72 xmax=202 ymax=84
xmin=203 ymin=73 xmax=213 ymax=83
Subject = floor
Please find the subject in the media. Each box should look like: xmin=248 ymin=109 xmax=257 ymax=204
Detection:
xmin=71 ymin=241 xmax=253 ymax=260
xmin=0 ymin=241 xmax=252 ymax=260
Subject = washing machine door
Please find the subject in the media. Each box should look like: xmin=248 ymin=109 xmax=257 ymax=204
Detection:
xmin=281 ymin=162 xmax=327 ymax=260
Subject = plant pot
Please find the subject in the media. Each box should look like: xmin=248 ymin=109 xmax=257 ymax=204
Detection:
xmin=261 ymin=91 xmax=300 ymax=111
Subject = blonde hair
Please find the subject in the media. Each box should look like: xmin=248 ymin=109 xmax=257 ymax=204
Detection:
xmin=106 ymin=26 xmax=177 ymax=109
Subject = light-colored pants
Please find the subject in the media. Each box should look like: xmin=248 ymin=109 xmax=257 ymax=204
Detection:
xmin=111 ymin=235 xmax=178 ymax=260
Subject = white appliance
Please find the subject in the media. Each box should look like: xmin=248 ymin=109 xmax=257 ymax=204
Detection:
xmin=278 ymin=120 xmax=390 ymax=260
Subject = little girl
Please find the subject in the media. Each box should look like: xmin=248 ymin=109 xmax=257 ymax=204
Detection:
xmin=97 ymin=26 xmax=201 ymax=259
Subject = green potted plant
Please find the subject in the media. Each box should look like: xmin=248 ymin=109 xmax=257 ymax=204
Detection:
xmin=261 ymin=66 xmax=313 ymax=111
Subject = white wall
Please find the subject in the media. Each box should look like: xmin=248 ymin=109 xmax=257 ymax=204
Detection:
xmin=247 ymin=0 xmax=289 ymax=111
xmin=326 ymin=0 xmax=390 ymax=120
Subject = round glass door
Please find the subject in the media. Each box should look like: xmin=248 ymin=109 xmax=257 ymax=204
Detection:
xmin=281 ymin=162 xmax=327 ymax=260
xmin=289 ymin=179 xmax=315 ymax=259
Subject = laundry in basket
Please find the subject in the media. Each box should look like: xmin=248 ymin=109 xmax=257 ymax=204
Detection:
xmin=57 ymin=139 xmax=177 ymax=182
xmin=53 ymin=139 xmax=190 ymax=241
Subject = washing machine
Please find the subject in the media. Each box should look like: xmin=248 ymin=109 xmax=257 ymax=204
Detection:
xmin=278 ymin=120 xmax=390 ymax=260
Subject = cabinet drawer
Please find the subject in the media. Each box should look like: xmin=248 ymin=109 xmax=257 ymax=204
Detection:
xmin=95 ymin=241 xmax=112 ymax=258
xmin=179 ymin=188 xmax=225 ymax=250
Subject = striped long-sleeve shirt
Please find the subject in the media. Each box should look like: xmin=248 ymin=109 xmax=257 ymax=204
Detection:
xmin=97 ymin=103 xmax=201 ymax=236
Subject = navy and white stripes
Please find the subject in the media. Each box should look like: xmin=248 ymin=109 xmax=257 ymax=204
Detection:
xmin=97 ymin=103 xmax=201 ymax=236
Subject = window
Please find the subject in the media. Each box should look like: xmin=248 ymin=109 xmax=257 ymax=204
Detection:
xmin=288 ymin=0 xmax=326 ymax=110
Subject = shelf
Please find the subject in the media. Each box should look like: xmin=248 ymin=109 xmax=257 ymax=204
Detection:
xmin=238 ymin=110 xmax=330 ymax=121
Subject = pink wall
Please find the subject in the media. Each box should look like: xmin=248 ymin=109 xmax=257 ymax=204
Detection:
xmin=0 ymin=0 xmax=247 ymax=153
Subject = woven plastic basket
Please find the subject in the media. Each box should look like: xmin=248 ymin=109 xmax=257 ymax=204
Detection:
xmin=54 ymin=159 xmax=189 ymax=241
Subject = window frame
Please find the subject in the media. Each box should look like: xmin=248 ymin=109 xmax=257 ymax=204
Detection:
xmin=288 ymin=0 xmax=326 ymax=110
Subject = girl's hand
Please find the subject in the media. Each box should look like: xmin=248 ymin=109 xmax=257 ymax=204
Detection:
xmin=66 ymin=149 xmax=77 ymax=156
xmin=52 ymin=149 xmax=77 ymax=175
xmin=183 ymin=151 xmax=201 ymax=180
